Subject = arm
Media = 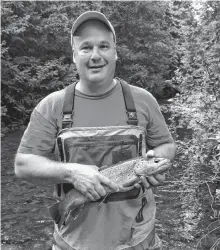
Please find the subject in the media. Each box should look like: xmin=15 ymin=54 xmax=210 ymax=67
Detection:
xmin=142 ymin=91 xmax=176 ymax=187
xmin=14 ymin=153 xmax=120 ymax=201
xmin=15 ymin=96 xmax=120 ymax=201
xmin=15 ymin=153 xmax=76 ymax=185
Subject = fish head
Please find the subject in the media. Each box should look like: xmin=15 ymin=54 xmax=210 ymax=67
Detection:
xmin=134 ymin=157 xmax=171 ymax=176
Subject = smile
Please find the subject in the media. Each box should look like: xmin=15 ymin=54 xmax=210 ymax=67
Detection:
xmin=88 ymin=65 xmax=106 ymax=69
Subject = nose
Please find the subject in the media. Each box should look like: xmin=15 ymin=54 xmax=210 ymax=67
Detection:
xmin=90 ymin=47 xmax=101 ymax=62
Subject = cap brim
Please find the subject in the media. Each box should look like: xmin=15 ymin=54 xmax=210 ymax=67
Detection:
xmin=71 ymin=11 xmax=116 ymax=46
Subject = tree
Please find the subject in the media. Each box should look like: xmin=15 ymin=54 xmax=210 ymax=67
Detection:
xmin=1 ymin=1 xmax=178 ymax=129
xmin=167 ymin=1 xmax=220 ymax=246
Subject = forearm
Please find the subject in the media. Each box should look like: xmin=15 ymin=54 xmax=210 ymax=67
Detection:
xmin=14 ymin=153 xmax=76 ymax=186
xmin=14 ymin=152 xmax=120 ymax=200
xmin=152 ymin=142 xmax=176 ymax=161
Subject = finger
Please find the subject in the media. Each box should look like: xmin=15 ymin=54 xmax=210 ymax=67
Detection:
xmin=145 ymin=150 xmax=156 ymax=159
xmin=133 ymin=179 xmax=142 ymax=189
xmin=134 ymin=183 xmax=141 ymax=189
xmin=146 ymin=176 xmax=160 ymax=186
xmin=140 ymin=176 xmax=151 ymax=189
xmin=84 ymin=183 xmax=101 ymax=201
xmin=86 ymin=193 xmax=96 ymax=201
xmin=95 ymin=183 xmax=107 ymax=197
xmin=120 ymin=186 xmax=135 ymax=192
xmin=88 ymin=190 xmax=101 ymax=201
xmin=99 ymin=175 xmax=120 ymax=192
xmin=154 ymin=173 xmax=166 ymax=183
xmin=89 ymin=165 xmax=99 ymax=171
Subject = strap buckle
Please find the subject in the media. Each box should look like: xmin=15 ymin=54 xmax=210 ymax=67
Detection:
xmin=62 ymin=112 xmax=74 ymax=128
xmin=127 ymin=111 xmax=138 ymax=125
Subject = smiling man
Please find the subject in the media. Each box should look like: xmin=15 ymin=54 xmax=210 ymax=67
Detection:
xmin=72 ymin=19 xmax=117 ymax=94
xmin=14 ymin=11 xmax=176 ymax=250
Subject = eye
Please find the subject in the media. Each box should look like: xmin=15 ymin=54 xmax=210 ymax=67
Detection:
xmin=81 ymin=46 xmax=91 ymax=51
xmin=100 ymin=44 xmax=109 ymax=49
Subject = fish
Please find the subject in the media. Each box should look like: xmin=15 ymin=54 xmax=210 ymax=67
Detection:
xmin=49 ymin=156 xmax=171 ymax=228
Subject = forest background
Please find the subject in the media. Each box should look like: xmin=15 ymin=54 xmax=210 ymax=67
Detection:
xmin=1 ymin=0 xmax=220 ymax=249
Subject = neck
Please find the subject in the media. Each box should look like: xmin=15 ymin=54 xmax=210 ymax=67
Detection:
xmin=76 ymin=79 xmax=116 ymax=95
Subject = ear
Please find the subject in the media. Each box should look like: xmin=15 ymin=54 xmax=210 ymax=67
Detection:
xmin=72 ymin=51 xmax=76 ymax=64
xmin=115 ymin=50 xmax=118 ymax=61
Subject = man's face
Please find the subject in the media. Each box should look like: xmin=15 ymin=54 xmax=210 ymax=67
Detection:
xmin=72 ymin=20 xmax=117 ymax=85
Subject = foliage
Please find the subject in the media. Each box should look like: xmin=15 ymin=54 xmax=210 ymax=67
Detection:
xmin=1 ymin=1 xmax=178 ymax=129
xmin=169 ymin=0 xmax=220 ymax=180
xmin=1 ymin=1 xmax=75 ymax=128
xmin=101 ymin=1 xmax=176 ymax=92
xmin=1 ymin=1 xmax=220 ymax=247
xmin=165 ymin=1 xmax=220 ymax=248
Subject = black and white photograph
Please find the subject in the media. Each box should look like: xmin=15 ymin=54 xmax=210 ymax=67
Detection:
xmin=1 ymin=1 xmax=220 ymax=249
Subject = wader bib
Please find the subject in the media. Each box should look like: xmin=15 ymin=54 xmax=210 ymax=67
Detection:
xmin=52 ymin=79 xmax=162 ymax=250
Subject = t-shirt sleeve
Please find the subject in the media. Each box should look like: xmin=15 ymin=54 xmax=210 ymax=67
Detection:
xmin=17 ymin=91 xmax=63 ymax=156
xmin=145 ymin=94 xmax=174 ymax=149
xmin=17 ymin=109 xmax=57 ymax=156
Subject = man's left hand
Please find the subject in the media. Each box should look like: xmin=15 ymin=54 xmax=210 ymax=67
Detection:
xmin=134 ymin=172 xmax=166 ymax=189
xmin=133 ymin=149 xmax=166 ymax=189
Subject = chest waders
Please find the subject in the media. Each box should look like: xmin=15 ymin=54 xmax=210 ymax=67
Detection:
xmin=52 ymin=79 xmax=162 ymax=250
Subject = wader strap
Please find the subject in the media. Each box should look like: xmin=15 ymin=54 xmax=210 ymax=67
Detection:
xmin=59 ymin=82 xmax=77 ymax=196
xmin=118 ymin=78 xmax=138 ymax=126
xmin=62 ymin=82 xmax=77 ymax=129
xmin=59 ymin=79 xmax=138 ymax=196
xmin=61 ymin=79 xmax=138 ymax=129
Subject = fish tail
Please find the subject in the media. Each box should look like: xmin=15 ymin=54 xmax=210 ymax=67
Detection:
xmin=49 ymin=202 xmax=61 ymax=224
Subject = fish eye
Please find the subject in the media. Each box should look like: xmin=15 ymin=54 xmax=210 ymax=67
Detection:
xmin=154 ymin=159 xmax=159 ymax=163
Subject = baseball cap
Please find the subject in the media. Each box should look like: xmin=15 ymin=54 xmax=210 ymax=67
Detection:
xmin=71 ymin=11 xmax=116 ymax=46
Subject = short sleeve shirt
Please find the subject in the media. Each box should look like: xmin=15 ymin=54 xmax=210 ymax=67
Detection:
xmin=17 ymin=79 xmax=173 ymax=155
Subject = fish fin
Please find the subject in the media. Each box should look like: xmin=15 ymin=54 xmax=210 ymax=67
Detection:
xmin=123 ymin=177 xmax=139 ymax=187
xmin=69 ymin=204 xmax=85 ymax=220
xmin=49 ymin=202 xmax=61 ymax=224
xmin=59 ymin=205 xmax=85 ymax=229
xmin=98 ymin=193 xmax=109 ymax=206
xmin=61 ymin=209 xmax=71 ymax=227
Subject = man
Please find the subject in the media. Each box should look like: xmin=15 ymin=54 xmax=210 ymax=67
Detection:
xmin=14 ymin=11 xmax=176 ymax=250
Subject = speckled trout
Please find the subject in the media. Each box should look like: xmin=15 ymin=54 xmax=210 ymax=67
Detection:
xmin=49 ymin=156 xmax=171 ymax=228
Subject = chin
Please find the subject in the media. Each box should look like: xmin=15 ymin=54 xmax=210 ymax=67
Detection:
xmin=88 ymin=76 xmax=105 ymax=83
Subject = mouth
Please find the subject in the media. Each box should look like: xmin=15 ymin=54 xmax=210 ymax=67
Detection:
xmin=88 ymin=65 xmax=106 ymax=70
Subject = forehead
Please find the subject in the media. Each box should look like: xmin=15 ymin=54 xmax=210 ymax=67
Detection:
xmin=73 ymin=20 xmax=114 ymax=44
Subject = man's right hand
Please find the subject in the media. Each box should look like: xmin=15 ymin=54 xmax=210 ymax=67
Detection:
xmin=70 ymin=164 xmax=121 ymax=201
xmin=14 ymin=153 xmax=121 ymax=201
